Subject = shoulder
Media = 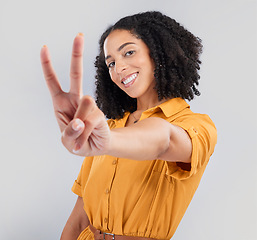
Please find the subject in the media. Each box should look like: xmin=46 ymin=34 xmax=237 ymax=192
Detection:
xmin=157 ymin=98 xmax=216 ymax=131
xmin=160 ymin=99 xmax=217 ymax=157
xmin=173 ymin=111 xmax=217 ymax=160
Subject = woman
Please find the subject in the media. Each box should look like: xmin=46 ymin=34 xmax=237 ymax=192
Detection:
xmin=40 ymin=11 xmax=217 ymax=240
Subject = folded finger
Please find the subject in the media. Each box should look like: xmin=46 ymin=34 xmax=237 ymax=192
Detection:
xmin=70 ymin=33 xmax=84 ymax=95
xmin=74 ymin=95 xmax=96 ymax=120
xmin=75 ymin=107 xmax=105 ymax=153
xmin=61 ymin=118 xmax=85 ymax=153
xmin=40 ymin=45 xmax=63 ymax=97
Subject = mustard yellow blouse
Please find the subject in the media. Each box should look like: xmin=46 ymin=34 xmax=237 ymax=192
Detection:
xmin=72 ymin=98 xmax=217 ymax=240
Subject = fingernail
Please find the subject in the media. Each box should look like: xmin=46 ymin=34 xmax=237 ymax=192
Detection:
xmin=73 ymin=143 xmax=81 ymax=154
xmin=42 ymin=45 xmax=47 ymax=48
xmin=73 ymin=148 xmax=80 ymax=154
xmin=72 ymin=119 xmax=83 ymax=131
xmin=78 ymin=32 xmax=84 ymax=37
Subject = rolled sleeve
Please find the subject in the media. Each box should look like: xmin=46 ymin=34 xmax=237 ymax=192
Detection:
xmin=165 ymin=114 xmax=217 ymax=180
xmin=72 ymin=180 xmax=83 ymax=197
xmin=71 ymin=156 xmax=94 ymax=197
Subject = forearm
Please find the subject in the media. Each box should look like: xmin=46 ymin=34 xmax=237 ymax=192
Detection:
xmin=60 ymin=197 xmax=90 ymax=240
xmin=60 ymin=222 xmax=83 ymax=240
xmin=60 ymin=100 xmax=191 ymax=162
xmin=106 ymin=117 xmax=171 ymax=161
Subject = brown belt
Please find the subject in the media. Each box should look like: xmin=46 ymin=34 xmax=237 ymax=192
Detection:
xmin=89 ymin=224 xmax=158 ymax=240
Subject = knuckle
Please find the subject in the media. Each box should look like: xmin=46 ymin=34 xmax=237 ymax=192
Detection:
xmin=45 ymin=72 xmax=56 ymax=82
xmin=72 ymin=51 xmax=82 ymax=58
xmin=98 ymin=109 xmax=105 ymax=117
xmin=62 ymin=127 xmax=73 ymax=138
xmin=84 ymin=118 xmax=93 ymax=128
xmin=81 ymin=95 xmax=95 ymax=106
xmin=70 ymin=71 xmax=81 ymax=80
xmin=42 ymin=59 xmax=51 ymax=65
xmin=61 ymin=132 xmax=66 ymax=146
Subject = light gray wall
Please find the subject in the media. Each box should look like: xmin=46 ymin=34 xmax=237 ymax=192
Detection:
xmin=0 ymin=0 xmax=256 ymax=239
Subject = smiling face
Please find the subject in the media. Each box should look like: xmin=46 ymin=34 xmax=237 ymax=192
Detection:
xmin=103 ymin=29 xmax=157 ymax=101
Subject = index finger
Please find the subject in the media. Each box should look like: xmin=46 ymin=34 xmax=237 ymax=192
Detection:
xmin=40 ymin=45 xmax=63 ymax=97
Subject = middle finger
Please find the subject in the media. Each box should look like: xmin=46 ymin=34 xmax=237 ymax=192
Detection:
xmin=70 ymin=33 xmax=84 ymax=96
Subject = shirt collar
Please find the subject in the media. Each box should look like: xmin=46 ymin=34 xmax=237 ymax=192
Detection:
xmin=153 ymin=97 xmax=190 ymax=118
xmin=110 ymin=98 xmax=190 ymax=127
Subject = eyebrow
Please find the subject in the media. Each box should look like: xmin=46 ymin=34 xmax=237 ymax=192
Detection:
xmin=105 ymin=42 xmax=136 ymax=61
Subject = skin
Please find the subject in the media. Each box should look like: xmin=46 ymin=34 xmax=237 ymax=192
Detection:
xmin=40 ymin=31 xmax=192 ymax=238
xmin=104 ymin=30 xmax=158 ymax=109
xmin=60 ymin=197 xmax=89 ymax=240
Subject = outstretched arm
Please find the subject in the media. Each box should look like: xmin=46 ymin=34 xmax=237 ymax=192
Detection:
xmin=60 ymin=96 xmax=192 ymax=163
xmin=108 ymin=117 xmax=192 ymax=162
xmin=40 ymin=34 xmax=191 ymax=163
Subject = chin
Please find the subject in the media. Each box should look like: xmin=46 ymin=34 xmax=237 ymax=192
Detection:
xmin=124 ymin=91 xmax=141 ymax=99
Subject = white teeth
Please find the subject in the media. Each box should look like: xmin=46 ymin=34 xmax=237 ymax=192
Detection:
xmin=123 ymin=73 xmax=138 ymax=85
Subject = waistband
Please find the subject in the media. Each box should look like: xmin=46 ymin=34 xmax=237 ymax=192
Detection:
xmin=89 ymin=224 xmax=158 ymax=240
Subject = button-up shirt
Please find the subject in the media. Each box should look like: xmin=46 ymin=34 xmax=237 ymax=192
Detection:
xmin=72 ymin=98 xmax=217 ymax=240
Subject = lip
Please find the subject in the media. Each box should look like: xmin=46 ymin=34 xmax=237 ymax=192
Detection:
xmin=121 ymin=72 xmax=138 ymax=88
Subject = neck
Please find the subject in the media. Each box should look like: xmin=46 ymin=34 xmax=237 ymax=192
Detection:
xmin=136 ymin=95 xmax=166 ymax=111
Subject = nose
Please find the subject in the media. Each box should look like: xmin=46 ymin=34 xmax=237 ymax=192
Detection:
xmin=115 ymin=59 xmax=127 ymax=74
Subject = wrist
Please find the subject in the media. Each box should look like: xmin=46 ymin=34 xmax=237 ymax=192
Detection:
xmin=103 ymin=129 xmax=116 ymax=156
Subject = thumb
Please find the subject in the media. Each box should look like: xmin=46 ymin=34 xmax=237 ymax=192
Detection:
xmin=61 ymin=118 xmax=85 ymax=153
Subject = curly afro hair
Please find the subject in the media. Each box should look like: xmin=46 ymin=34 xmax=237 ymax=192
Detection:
xmin=95 ymin=11 xmax=203 ymax=119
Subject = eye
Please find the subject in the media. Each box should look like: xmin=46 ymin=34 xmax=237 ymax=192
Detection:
xmin=107 ymin=61 xmax=115 ymax=68
xmin=125 ymin=50 xmax=135 ymax=56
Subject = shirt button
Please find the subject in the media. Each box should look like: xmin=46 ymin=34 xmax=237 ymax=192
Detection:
xmin=105 ymin=189 xmax=110 ymax=194
xmin=104 ymin=218 xmax=108 ymax=223
xmin=112 ymin=160 xmax=117 ymax=165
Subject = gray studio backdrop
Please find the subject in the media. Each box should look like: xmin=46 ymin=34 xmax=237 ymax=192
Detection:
xmin=0 ymin=0 xmax=256 ymax=239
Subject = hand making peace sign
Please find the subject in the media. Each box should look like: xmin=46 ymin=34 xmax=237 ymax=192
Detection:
xmin=40 ymin=33 xmax=110 ymax=157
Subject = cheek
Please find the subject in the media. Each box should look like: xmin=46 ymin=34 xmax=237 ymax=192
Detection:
xmin=138 ymin=56 xmax=155 ymax=73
